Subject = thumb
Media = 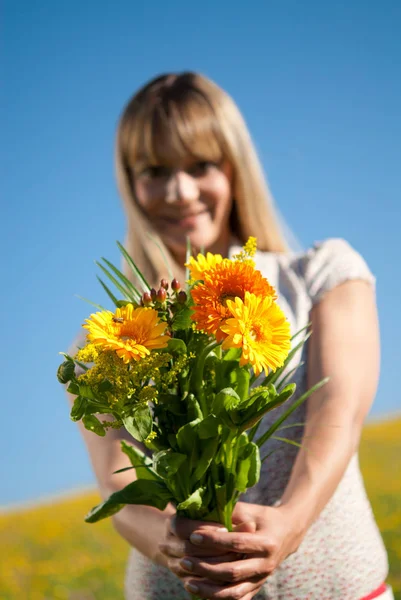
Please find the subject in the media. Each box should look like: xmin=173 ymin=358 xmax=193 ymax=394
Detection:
xmin=233 ymin=520 xmax=257 ymax=533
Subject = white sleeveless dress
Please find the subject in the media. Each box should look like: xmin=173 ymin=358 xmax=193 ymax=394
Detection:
xmin=124 ymin=238 xmax=389 ymax=600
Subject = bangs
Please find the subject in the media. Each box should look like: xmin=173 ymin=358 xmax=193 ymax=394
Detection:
xmin=122 ymin=89 xmax=225 ymax=168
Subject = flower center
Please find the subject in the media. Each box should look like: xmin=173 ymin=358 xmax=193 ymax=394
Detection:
xmin=250 ymin=325 xmax=262 ymax=341
xmin=220 ymin=292 xmax=240 ymax=307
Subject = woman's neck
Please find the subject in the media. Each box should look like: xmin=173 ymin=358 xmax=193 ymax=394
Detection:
xmin=171 ymin=230 xmax=232 ymax=266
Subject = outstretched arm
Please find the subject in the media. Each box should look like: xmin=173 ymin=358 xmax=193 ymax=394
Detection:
xmin=164 ymin=279 xmax=380 ymax=600
xmin=66 ymin=393 xmax=175 ymax=564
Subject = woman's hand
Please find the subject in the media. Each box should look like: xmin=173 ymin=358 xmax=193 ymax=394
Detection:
xmin=158 ymin=510 xmax=257 ymax=594
xmin=166 ymin=502 xmax=305 ymax=600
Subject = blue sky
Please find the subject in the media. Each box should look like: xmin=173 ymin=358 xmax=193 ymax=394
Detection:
xmin=2 ymin=1 xmax=400 ymax=505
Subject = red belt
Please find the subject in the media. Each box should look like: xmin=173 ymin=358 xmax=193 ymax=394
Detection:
xmin=360 ymin=583 xmax=387 ymax=600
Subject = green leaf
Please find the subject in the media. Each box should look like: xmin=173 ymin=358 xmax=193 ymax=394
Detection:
xmin=276 ymin=362 xmax=304 ymax=391
xmin=157 ymin=393 xmax=186 ymax=416
xmin=123 ymin=404 xmax=153 ymax=442
xmin=260 ymin=332 xmax=311 ymax=388
xmin=271 ymin=436 xmax=303 ymax=450
xmin=85 ymin=479 xmax=173 ymax=523
xmin=96 ymin=276 xmax=120 ymax=306
xmin=291 ymin=322 xmax=311 ymax=342
xmin=240 ymin=384 xmax=296 ymax=434
xmin=166 ymin=338 xmax=187 ymax=354
xmin=198 ymin=414 xmax=220 ymax=439
xmin=78 ymin=384 xmax=96 ymax=400
xmin=212 ymin=388 xmax=241 ymax=414
xmin=223 ymin=347 xmax=242 ymax=361
xmin=85 ymin=501 xmax=125 ymax=523
xmin=256 ymin=377 xmax=329 ymax=449
xmin=101 ymin=257 xmax=142 ymax=303
xmin=212 ymin=388 xmax=241 ymax=429
xmin=228 ymin=367 xmax=250 ymax=402
xmin=112 ymin=466 xmax=134 ymax=474
xmin=57 ymin=360 xmax=76 ymax=384
xmin=95 ymin=261 xmax=133 ymax=302
xmin=193 ymin=437 xmax=219 ymax=481
xmin=236 ymin=442 xmax=261 ymax=492
xmin=66 ymin=381 xmax=80 ymax=396
xmin=153 ymin=449 xmax=187 ymax=478
xmin=120 ymin=440 xmax=160 ymax=481
xmin=171 ymin=306 xmax=193 ymax=331
xmin=277 ymin=383 xmax=296 ymax=403
xmin=75 ymin=295 xmax=108 ymax=312
xmin=98 ymin=379 xmax=114 ymax=393
xmin=277 ymin=422 xmax=305 ymax=432
xmin=115 ymin=479 xmax=173 ymax=506
xmin=116 ymin=299 xmax=131 ymax=307
xmin=186 ymin=394 xmax=203 ymax=421
xmin=176 ymin=419 xmax=201 ymax=454
xmin=116 ymin=241 xmax=151 ymax=292
xmin=82 ymin=415 xmax=106 ymax=436
xmin=70 ymin=396 xmax=86 ymax=421
xmin=177 ymin=488 xmax=204 ymax=513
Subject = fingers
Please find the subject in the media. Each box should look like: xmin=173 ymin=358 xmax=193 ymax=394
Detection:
xmin=189 ymin=529 xmax=270 ymax=555
xmin=169 ymin=515 xmax=227 ymax=539
xmin=167 ymin=553 xmax=237 ymax=579
xmin=159 ymin=532 xmax=229 ymax=559
xmin=178 ymin=555 xmax=269 ymax=584
xmin=183 ymin=576 xmax=266 ymax=599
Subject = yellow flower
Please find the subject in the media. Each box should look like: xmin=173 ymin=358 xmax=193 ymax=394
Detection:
xmin=232 ymin=236 xmax=258 ymax=266
xmin=190 ymin=260 xmax=277 ymax=340
xmin=83 ymin=304 xmax=170 ymax=363
xmin=221 ymin=291 xmax=291 ymax=376
xmin=186 ymin=252 xmax=224 ymax=282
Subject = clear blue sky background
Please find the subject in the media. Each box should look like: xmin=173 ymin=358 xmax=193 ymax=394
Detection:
xmin=2 ymin=1 xmax=400 ymax=506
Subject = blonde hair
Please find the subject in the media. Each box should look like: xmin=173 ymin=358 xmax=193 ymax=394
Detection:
xmin=115 ymin=72 xmax=288 ymax=287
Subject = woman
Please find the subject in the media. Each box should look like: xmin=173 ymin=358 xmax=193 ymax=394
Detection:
xmin=70 ymin=72 xmax=392 ymax=599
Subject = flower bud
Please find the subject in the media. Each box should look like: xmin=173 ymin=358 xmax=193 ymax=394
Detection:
xmin=160 ymin=278 xmax=169 ymax=290
xmin=150 ymin=288 xmax=157 ymax=301
xmin=142 ymin=292 xmax=152 ymax=306
xmin=171 ymin=278 xmax=181 ymax=292
xmin=156 ymin=287 xmax=167 ymax=302
xmin=177 ymin=290 xmax=187 ymax=304
xmin=57 ymin=360 xmax=75 ymax=384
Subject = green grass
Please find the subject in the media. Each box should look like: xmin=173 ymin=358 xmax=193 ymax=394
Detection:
xmin=359 ymin=417 xmax=401 ymax=599
xmin=1 ymin=417 xmax=400 ymax=599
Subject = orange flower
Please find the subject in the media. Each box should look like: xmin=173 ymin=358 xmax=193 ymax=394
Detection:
xmin=190 ymin=260 xmax=276 ymax=340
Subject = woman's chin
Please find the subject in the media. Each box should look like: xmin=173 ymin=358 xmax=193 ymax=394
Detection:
xmin=161 ymin=229 xmax=217 ymax=255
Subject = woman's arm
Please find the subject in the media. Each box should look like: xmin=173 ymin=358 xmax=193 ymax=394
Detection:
xmin=279 ymin=278 xmax=380 ymax=529
xmin=66 ymin=392 xmax=175 ymax=565
xmin=165 ymin=279 xmax=380 ymax=600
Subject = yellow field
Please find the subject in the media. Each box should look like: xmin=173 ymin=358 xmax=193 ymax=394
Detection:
xmin=1 ymin=417 xmax=400 ymax=600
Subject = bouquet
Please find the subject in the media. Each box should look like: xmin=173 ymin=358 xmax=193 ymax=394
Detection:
xmin=58 ymin=237 xmax=326 ymax=557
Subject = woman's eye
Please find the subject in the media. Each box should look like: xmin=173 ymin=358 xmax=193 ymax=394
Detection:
xmin=142 ymin=165 xmax=170 ymax=178
xmin=188 ymin=161 xmax=216 ymax=176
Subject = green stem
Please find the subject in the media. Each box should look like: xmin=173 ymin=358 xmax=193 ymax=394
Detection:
xmin=193 ymin=340 xmax=220 ymax=416
xmin=247 ymin=419 xmax=261 ymax=442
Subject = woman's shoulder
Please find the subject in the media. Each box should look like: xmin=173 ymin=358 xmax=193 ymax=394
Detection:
xmin=257 ymin=238 xmax=375 ymax=306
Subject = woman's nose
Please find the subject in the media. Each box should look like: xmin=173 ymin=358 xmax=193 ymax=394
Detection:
xmin=165 ymin=171 xmax=199 ymax=204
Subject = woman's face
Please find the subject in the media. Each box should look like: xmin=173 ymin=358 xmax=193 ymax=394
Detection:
xmin=132 ymin=158 xmax=233 ymax=262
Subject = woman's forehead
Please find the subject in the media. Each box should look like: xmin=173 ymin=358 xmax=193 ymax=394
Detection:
xmin=128 ymin=130 xmax=224 ymax=168
xmin=125 ymin=95 xmax=226 ymax=167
